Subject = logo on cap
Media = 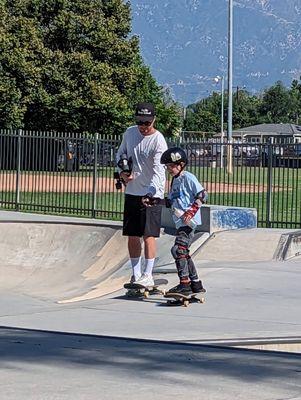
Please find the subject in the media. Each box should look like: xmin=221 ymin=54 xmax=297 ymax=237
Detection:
xmin=137 ymin=108 xmax=152 ymax=116
xmin=135 ymin=102 xmax=155 ymax=120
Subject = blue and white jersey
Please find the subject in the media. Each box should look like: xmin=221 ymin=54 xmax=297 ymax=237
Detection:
xmin=168 ymin=171 xmax=205 ymax=229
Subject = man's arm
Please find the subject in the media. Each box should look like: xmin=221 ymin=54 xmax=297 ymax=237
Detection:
xmin=147 ymin=136 xmax=168 ymax=197
xmin=116 ymin=131 xmax=133 ymax=184
xmin=116 ymin=132 xmax=127 ymax=172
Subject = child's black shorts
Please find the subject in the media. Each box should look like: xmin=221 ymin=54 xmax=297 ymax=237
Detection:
xmin=123 ymin=194 xmax=162 ymax=237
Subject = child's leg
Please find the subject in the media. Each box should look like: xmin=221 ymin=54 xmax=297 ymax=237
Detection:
xmin=187 ymin=256 xmax=199 ymax=281
xmin=187 ymin=239 xmax=206 ymax=292
xmin=171 ymin=226 xmax=194 ymax=282
xmin=184 ymin=229 xmax=205 ymax=292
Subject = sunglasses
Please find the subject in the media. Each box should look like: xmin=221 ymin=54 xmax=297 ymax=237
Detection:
xmin=136 ymin=120 xmax=153 ymax=127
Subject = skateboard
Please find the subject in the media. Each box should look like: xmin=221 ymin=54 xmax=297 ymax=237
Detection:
xmin=124 ymin=278 xmax=168 ymax=298
xmin=164 ymin=290 xmax=206 ymax=307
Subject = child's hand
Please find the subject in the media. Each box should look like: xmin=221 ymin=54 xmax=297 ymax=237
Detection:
xmin=182 ymin=210 xmax=193 ymax=225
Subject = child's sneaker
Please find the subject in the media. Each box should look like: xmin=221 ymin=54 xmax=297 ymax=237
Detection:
xmin=135 ymin=274 xmax=154 ymax=287
xmin=167 ymin=283 xmax=192 ymax=296
xmin=191 ymin=280 xmax=206 ymax=293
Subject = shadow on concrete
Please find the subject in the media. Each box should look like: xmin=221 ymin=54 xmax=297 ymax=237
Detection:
xmin=1 ymin=325 xmax=301 ymax=388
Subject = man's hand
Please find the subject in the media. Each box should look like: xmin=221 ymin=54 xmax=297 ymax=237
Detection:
xmin=120 ymin=172 xmax=133 ymax=184
xmin=141 ymin=194 xmax=162 ymax=207
xmin=141 ymin=195 xmax=153 ymax=207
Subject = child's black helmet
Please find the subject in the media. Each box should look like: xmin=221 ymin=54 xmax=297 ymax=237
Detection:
xmin=160 ymin=147 xmax=188 ymax=165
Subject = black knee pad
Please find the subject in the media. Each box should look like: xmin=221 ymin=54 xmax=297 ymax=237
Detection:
xmin=171 ymin=234 xmax=190 ymax=261
xmin=171 ymin=244 xmax=188 ymax=260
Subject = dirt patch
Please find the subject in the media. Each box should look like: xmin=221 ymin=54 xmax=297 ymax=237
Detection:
xmin=0 ymin=173 xmax=283 ymax=193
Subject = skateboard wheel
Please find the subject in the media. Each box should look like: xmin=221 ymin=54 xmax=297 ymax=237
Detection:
xmin=200 ymin=298 xmax=205 ymax=303
xmin=143 ymin=291 xmax=149 ymax=299
xmin=183 ymin=300 xmax=189 ymax=307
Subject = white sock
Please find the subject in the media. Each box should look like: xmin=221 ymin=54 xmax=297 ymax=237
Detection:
xmin=144 ymin=258 xmax=155 ymax=276
xmin=130 ymin=257 xmax=142 ymax=280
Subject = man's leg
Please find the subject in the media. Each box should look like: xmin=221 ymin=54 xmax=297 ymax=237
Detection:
xmin=144 ymin=236 xmax=156 ymax=259
xmin=135 ymin=203 xmax=161 ymax=285
xmin=123 ymin=194 xmax=144 ymax=282
xmin=143 ymin=236 xmax=156 ymax=277
xmin=128 ymin=236 xmax=142 ymax=258
xmin=128 ymin=236 xmax=142 ymax=281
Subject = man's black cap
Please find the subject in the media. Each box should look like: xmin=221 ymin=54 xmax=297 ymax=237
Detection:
xmin=135 ymin=102 xmax=155 ymax=121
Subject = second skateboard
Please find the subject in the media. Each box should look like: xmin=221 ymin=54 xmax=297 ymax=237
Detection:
xmin=164 ymin=290 xmax=206 ymax=307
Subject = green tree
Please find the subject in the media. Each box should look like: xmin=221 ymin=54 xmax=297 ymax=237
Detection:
xmin=289 ymin=78 xmax=301 ymax=124
xmin=258 ymin=81 xmax=293 ymax=123
xmin=183 ymin=80 xmax=301 ymax=134
xmin=0 ymin=0 xmax=180 ymax=135
xmin=232 ymin=90 xmax=261 ymax=129
xmin=184 ymin=93 xmax=220 ymax=134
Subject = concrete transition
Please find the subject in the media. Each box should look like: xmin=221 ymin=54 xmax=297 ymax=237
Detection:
xmin=0 ymin=221 xmax=130 ymax=302
xmin=1 ymin=210 xmax=301 ymax=400
xmin=0 ymin=211 xmax=299 ymax=302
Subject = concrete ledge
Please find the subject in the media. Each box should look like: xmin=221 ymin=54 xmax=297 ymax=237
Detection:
xmin=161 ymin=205 xmax=257 ymax=233
xmin=274 ymin=230 xmax=301 ymax=261
xmin=0 ymin=210 xmax=122 ymax=228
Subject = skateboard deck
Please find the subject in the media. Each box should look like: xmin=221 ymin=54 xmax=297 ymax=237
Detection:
xmin=124 ymin=278 xmax=168 ymax=298
xmin=164 ymin=290 xmax=206 ymax=307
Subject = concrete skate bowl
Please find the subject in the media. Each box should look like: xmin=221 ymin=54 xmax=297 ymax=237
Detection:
xmin=0 ymin=222 xmax=129 ymax=303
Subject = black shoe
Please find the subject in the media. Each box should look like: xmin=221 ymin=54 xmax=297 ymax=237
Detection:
xmin=167 ymin=283 xmax=192 ymax=296
xmin=191 ymin=280 xmax=206 ymax=293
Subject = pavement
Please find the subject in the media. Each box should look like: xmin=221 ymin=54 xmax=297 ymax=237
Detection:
xmin=0 ymin=210 xmax=301 ymax=400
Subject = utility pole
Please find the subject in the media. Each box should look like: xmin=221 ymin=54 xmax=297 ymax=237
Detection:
xmin=214 ymin=76 xmax=225 ymax=168
xmin=227 ymin=0 xmax=233 ymax=174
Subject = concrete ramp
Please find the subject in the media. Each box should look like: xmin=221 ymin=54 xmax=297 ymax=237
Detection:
xmin=154 ymin=230 xmax=210 ymax=268
xmin=0 ymin=222 xmax=129 ymax=302
xmin=2 ymin=212 xmax=298 ymax=306
xmin=0 ymin=217 xmax=211 ymax=303
xmin=194 ymin=228 xmax=299 ymax=262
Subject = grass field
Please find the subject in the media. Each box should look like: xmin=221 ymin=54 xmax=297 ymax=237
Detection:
xmin=1 ymin=165 xmax=300 ymax=228
xmin=2 ymin=165 xmax=301 ymax=187
xmin=1 ymin=189 xmax=300 ymax=228
xmin=188 ymin=165 xmax=301 ymax=188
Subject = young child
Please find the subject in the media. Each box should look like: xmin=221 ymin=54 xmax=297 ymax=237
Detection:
xmin=143 ymin=147 xmax=207 ymax=295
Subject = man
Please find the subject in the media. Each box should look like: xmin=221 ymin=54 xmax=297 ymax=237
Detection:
xmin=116 ymin=102 xmax=168 ymax=286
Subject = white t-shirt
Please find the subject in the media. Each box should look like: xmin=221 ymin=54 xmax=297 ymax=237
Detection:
xmin=116 ymin=125 xmax=168 ymax=198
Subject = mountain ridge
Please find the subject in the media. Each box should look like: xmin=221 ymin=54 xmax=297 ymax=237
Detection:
xmin=130 ymin=0 xmax=301 ymax=104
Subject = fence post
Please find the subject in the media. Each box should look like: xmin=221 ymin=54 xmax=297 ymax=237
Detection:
xmin=15 ymin=129 xmax=22 ymax=211
xmin=92 ymin=132 xmax=98 ymax=218
xmin=266 ymin=139 xmax=273 ymax=228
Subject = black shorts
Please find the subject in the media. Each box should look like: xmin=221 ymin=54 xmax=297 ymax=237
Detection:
xmin=123 ymin=194 xmax=162 ymax=237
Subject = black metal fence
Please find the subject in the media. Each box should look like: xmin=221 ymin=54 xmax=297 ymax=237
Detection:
xmin=0 ymin=129 xmax=300 ymax=228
